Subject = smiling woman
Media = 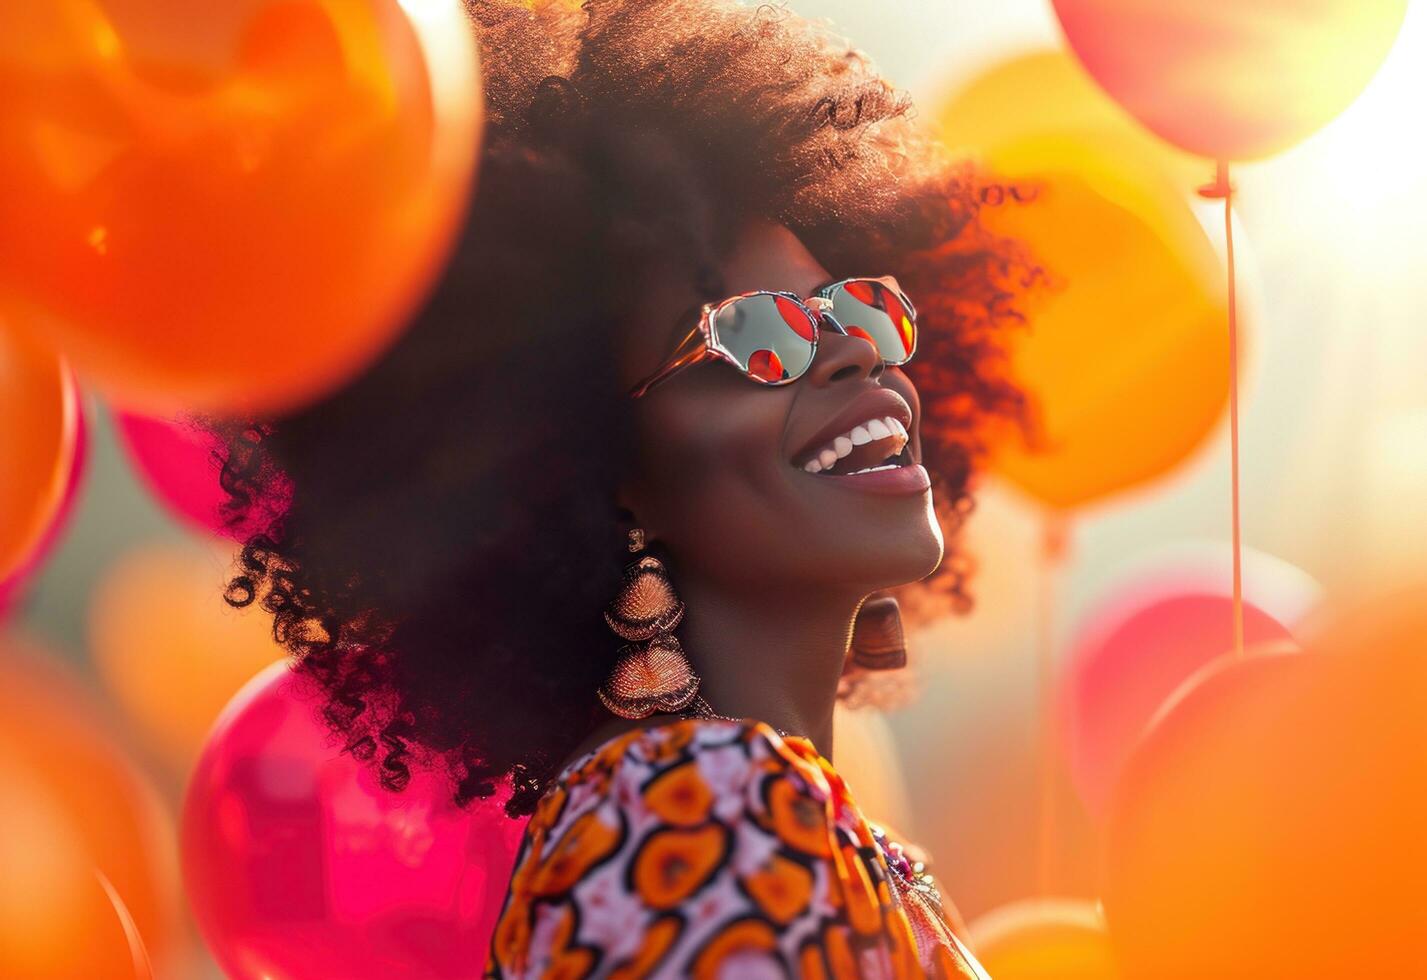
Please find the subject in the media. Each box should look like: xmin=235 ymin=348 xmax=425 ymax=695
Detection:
xmin=194 ymin=0 xmax=1033 ymax=974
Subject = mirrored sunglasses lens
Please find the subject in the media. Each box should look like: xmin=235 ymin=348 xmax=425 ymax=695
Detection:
xmin=829 ymin=279 xmax=916 ymax=363
xmin=710 ymin=294 xmax=817 ymax=383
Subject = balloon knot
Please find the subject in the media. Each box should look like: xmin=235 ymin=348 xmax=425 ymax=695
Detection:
xmin=1197 ymin=161 xmax=1235 ymax=200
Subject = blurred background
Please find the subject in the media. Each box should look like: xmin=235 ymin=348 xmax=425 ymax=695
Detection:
xmin=3 ymin=0 xmax=1424 ymax=977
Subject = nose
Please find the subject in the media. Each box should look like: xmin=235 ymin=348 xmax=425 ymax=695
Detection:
xmin=803 ymin=312 xmax=884 ymax=387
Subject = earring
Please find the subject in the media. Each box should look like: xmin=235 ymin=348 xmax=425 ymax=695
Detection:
xmin=598 ymin=528 xmax=702 ymax=719
xmin=847 ymin=593 xmax=908 ymax=672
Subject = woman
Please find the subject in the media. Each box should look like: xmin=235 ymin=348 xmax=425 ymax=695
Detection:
xmin=204 ymin=0 xmax=1033 ymax=975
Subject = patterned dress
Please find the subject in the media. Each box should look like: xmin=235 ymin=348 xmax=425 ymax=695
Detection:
xmin=485 ymin=716 xmax=991 ymax=979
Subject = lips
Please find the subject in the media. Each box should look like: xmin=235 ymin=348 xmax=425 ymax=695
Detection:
xmin=789 ymin=388 xmax=916 ymax=471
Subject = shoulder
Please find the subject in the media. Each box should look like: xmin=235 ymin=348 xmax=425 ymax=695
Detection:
xmin=488 ymin=717 xmax=848 ymax=977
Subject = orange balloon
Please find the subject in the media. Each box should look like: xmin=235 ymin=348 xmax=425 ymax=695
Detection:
xmin=0 ymin=324 xmax=79 ymax=580
xmin=1104 ymin=596 xmax=1427 ymax=979
xmin=938 ymin=60 xmax=1232 ymax=509
xmin=89 ymin=538 xmax=285 ymax=774
xmin=939 ymin=56 xmax=1232 ymax=510
xmin=0 ymin=0 xmax=482 ymax=415
xmin=967 ymin=899 xmax=1120 ymax=979
xmin=1051 ymin=0 xmax=1408 ymax=161
xmin=0 ymin=632 xmax=185 ymax=979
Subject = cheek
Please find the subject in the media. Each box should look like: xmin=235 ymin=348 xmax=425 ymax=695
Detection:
xmin=633 ymin=391 xmax=798 ymax=574
xmin=882 ymin=366 xmax=921 ymax=423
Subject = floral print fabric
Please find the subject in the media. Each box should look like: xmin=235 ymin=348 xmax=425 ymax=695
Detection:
xmin=485 ymin=717 xmax=990 ymax=979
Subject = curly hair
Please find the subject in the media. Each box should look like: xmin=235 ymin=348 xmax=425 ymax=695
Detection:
xmin=195 ymin=0 xmax=1037 ymax=817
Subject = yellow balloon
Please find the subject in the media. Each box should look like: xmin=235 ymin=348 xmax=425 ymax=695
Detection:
xmin=937 ymin=53 xmax=1232 ymax=510
xmin=932 ymin=50 xmax=1203 ymax=188
xmin=88 ymin=538 xmax=285 ymax=774
xmin=968 ymin=898 xmax=1120 ymax=979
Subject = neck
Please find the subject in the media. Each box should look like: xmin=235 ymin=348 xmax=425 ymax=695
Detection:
xmin=674 ymin=573 xmax=863 ymax=760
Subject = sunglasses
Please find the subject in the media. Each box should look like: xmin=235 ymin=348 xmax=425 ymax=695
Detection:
xmin=628 ymin=275 xmax=918 ymax=399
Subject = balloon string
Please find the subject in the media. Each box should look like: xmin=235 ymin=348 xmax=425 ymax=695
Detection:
xmin=1222 ymin=162 xmax=1245 ymax=659
xmin=1037 ymin=511 xmax=1068 ymax=895
xmin=1199 ymin=161 xmax=1245 ymax=659
xmin=95 ymin=866 xmax=154 ymax=980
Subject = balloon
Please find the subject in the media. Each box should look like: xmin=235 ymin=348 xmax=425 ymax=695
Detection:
xmin=0 ymin=0 xmax=483 ymax=415
xmin=1103 ymin=595 xmax=1427 ymax=979
xmin=115 ymin=410 xmax=232 ymax=535
xmin=967 ymin=898 xmax=1119 ymax=979
xmin=1051 ymin=0 xmax=1409 ymax=161
xmin=0 ymin=388 xmax=88 ymax=616
xmin=1059 ymin=541 xmax=1321 ymax=819
xmin=0 ymin=631 xmax=185 ymax=979
xmin=89 ymin=538 xmax=287 ymax=773
xmin=0 ymin=325 xmax=80 ymax=581
xmin=933 ymin=50 xmax=1203 ymax=188
xmin=938 ymin=57 xmax=1233 ymax=511
xmin=182 ymin=661 xmax=528 ymax=980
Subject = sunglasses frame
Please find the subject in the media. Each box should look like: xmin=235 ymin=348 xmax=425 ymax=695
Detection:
xmin=627 ymin=274 xmax=918 ymax=399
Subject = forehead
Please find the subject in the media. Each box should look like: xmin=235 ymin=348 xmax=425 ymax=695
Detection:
xmin=719 ymin=218 xmax=833 ymax=297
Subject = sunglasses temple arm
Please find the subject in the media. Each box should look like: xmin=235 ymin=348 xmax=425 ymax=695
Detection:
xmin=628 ymin=320 xmax=710 ymax=399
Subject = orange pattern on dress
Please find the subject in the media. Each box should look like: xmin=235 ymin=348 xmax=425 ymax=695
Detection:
xmin=484 ymin=717 xmax=990 ymax=979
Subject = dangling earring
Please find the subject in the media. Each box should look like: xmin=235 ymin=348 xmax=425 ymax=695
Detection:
xmin=598 ymin=528 xmax=703 ymax=719
xmin=847 ymin=592 xmax=908 ymax=672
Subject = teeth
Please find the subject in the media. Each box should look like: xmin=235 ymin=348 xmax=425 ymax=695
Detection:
xmin=848 ymin=463 xmax=901 ymax=475
xmin=800 ymin=414 xmax=912 ymax=475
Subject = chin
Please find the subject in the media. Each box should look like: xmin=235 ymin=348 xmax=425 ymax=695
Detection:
xmin=900 ymin=519 xmax=946 ymax=586
xmin=831 ymin=519 xmax=945 ymax=593
xmin=878 ymin=499 xmax=946 ymax=586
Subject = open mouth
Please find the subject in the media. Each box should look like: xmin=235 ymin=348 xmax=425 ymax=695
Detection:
xmin=793 ymin=415 xmax=913 ymax=476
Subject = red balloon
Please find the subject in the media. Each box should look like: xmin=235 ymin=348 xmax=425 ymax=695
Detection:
xmin=115 ymin=410 xmax=231 ymax=536
xmin=1064 ymin=593 xmax=1291 ymax=820
xmin=1059 ymin=544 xmax=1319 ymax=819
xmin=182 ymin=662 xmax=527 ymax=979
xmin=1051 ymin=0 xmax=1408 ymax=160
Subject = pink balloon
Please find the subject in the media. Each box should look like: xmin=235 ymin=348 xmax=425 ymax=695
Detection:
xmin=0 ymin=389 xmax=88 ymax=617
xmin=116 ymin=410 xmax=232 ymax=535
xmin=182 ymin=661 xmax=527 ymax=980
xmin=1058 ymin=542 xmax=1321 ymax=821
